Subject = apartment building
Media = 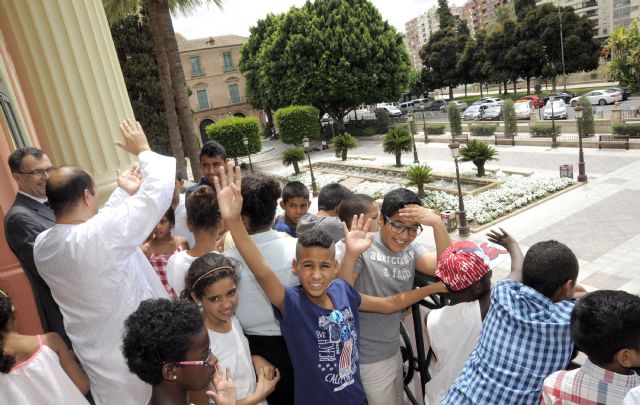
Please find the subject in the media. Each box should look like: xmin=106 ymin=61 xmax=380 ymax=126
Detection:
xmin=463 ymin=0 xmax=514 ymax=36
xmin=175 ymin=33 xmax=264 ymax=143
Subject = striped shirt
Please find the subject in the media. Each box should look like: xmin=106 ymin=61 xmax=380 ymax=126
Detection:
xmin=541 ymin=359 xmax=640 ymax=405
xmin=442 ymin=279 xmax=575 ymax=405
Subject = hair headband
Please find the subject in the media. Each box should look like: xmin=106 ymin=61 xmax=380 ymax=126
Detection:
xmin=0 ymin=289 xmax=8 ymax=298
xmin=193 ymin=266 xmax=234 ymax=289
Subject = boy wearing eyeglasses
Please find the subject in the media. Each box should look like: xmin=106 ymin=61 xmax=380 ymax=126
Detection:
xmin=338 ymin=188 xmax=452 ymax=405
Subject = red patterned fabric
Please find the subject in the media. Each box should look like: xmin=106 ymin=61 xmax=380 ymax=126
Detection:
xmin=148 ymin=253 xmax=178 ymax=300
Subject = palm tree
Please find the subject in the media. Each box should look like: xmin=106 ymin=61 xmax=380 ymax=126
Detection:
xmin=406 ymin=165 xmax=435 ymax=199
xmin=103 ymin=0 xmax=223 ymax=179
xmin=459 ymin=140 xmax=499 ymax=177
xmin=282 ymin=147 xmax=305 ymax=175
xmin=331 ymin=133 xmax=358 ymax=161
xmin=383 ymin=126 xmax=413 ymax=167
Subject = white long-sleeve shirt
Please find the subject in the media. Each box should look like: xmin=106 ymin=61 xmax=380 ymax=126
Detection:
xmin=34 ymin=150 xmax=175 ymax=405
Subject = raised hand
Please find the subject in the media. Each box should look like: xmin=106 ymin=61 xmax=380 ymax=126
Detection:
xmin=116 ymin=164 xmax=142 ymax=195
xmin=207 ymin=363 xmax=237 ymax=405
xmin=255 ymin=367 xmax=281 ymax=398
xmin=486 ymin=228 xmax=516 ymax=250
xmin=115 ymin=119 xmax=150 ymax=155
xmin=213 ymin=162 xmax=243 ymax=221
xmin=398 ymin=204 xmax=441 ymax=226
xmin=343 ymin=214 xmax=374 ymax=257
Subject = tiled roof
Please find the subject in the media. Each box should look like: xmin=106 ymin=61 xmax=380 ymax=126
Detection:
xmin=175 ymin=33 xmax=248 ymax=52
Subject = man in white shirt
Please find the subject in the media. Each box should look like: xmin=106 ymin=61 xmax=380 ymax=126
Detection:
xmin=34 ymin=119 xmax=175 ymax=405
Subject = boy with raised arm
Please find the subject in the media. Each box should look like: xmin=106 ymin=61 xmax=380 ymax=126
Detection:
xmin=213 ymin=164 xmax=448 ymax=404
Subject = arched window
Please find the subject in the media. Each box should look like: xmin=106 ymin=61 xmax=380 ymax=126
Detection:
xmin=199 ymin=118 xmax=215 ymax=144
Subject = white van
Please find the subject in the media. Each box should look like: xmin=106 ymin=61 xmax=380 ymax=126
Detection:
xmin=399 ymin=101 xmax=414 ymax=114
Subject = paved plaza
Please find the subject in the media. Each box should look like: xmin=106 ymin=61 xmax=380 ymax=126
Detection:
xmin=252 ymin=137 xmax=640 ymax=293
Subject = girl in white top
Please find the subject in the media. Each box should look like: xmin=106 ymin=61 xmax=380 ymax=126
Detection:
xmin=184 ymin=253 xmax=280 ymax=405
xmin=0 ymin=289 xmax=90 ymax=403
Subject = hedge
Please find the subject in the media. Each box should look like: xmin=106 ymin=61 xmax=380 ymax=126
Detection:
xmin=529 ymin=124 xmax=562 ymax=137
xmin=613 ymin=123 xmax=640 ymax=137
xmin=426 ymin=124 xmax=445 ymax=135
xmin=205 ymin=117 xmax=261 ymax=159
xmin=275 ymin=105 xmax=321 ymax=145
xmin=469 ymin=124 xmax=497 ymax=136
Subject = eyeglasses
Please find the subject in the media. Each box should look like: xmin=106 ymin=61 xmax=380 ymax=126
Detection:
xmin=16 ymin=167 xmax=55 ymax=176
xmin=384 ymin=215 xmax=423 ymax=237
xmin=173 ymin=347 xmax=215 ymax=367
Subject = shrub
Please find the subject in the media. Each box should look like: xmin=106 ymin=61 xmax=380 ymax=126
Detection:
xmin=502 ymin=99 xmax=518 ymax=136
xmin=448 ymin=103 xmax=462 ymax=136
xmin=613 ymin=123 xmax=640 ymax=137
xmin=425 ymin=124 xmax=446 ymax=135
xmin=275 ymin=105 xmax=321 ymax=145
xmin=578 ymin=96 xmax=595 ymax=137
xmin=205 ymin=117 xmax=261 ymax=160
xmin=460 ymin=140 xmax=499 ymax=177
xmin=469 ymin=124 xmax=498 ymax=137
xmin=331 ymin=133 xmax=358 ymax=161
xmin=529 ymin=124 xmax=562 ymax=137
xmin=281 ymin=147 xmax=305 ymax=175
xmin=383 ymin=126 xmax=412 ymax=167
xmin=375 ymin=108 xmax=390 ymax=134
xmin=345 ymin=120 xmax=379 ymax=137
xmin=406 ymin=165 xmax=435 ymax=199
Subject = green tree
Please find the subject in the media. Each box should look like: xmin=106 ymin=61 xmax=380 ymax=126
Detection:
xmin=375 ymin=108 xmax=390 ymax=134
xmin=502 ymin=99 xmax=518 ymax=136
xmin=282 ymin=147 xmax=305 ymax=175
xmin=205 ymin=117 xmax=262 ymax=165
xmin=458 ymin=30 xmax=490 ymax=97
xmin=604 ymin=20 xmax=640 ymax=89
xmin=437 ymin=0 xmax=455 ymax=29
xmin=448 ymin=102 xmax=462 ymax=136
xmin=460 ymin=140 xmax=499 ymax=177
xmin=484 ymin=19 xmax=519 ymax=94
xmin=331 ymin=133 xmax=358 ymax=161
xmin=383 ymin=126 xmax=413 ymax=167
xmin=110 ymin=12 xmax=173 ymax=158
xmin=275 ymin=105 xmax=321 ymax=146
xmin=577 ymin=96 xmax=595 ymax=137
xmin=240 ymin=0 xmax=410 ymax=126
xmin=406 ymin=165 xmax=435 ymax=199
xmin=515 ymin=0 xmax=535 ymax=20
xmin=406 ymin=68 xmax=425 ymax=99
xmin=421 ymin=26 xmax=467 ymax=100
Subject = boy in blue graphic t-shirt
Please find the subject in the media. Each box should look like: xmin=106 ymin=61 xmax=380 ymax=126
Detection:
xmin=214 ymin=164 xmax=448 ymax=404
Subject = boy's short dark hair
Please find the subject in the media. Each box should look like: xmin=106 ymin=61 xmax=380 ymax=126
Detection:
xmin=338 ymin=194 xmax=376 ymax=225
xmin=522 ymin=240 xmax=578 ymax=299
xmin=200 ymin=140 xmax=226 ymax=160
xmin=317 ymin=183 xmax=352 ymax=211
xmin=282 ymin=181 xmax=310 ymax=202
xmin=570 ymin=290 xmax=640 ymax=367
xmin=122 ymin=299 xmax=203 ymax=385
xmin=185 ymin=185 xmax=220 ymax=231
xmin=241 ymin=174 xmax=282 ymax=231
xmin=296 ymin=227 xmax=335 ymax=260
xmin=8 ymin=147 xmax=44 ymax=173
xmin=381 ymin=188 xmax=422 ymax=219
xmin=163 ymin=207 xmax=175 ymax=226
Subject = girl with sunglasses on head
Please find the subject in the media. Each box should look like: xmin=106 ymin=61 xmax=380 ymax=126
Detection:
xmin=0 ymin=289 xmax=90 ymax=403
xmin=122 ymin=298 xmax=236 ymax=405
xmin=182 ymin=253 xmax=280 ymax=405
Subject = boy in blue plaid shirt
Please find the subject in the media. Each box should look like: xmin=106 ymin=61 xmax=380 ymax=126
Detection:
xmin=442 ymin=239 xmax=580 ymax=405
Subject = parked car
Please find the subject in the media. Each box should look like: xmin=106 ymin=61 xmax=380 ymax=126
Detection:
xmin=607 ymin=87 xmax=631 ymax=101
xmin=399 ymin=101 xmax=415 ymax=114
xmin=479 ymin=105 xmax=503 ymax=121
xmin=602 ymin=88 xmax=623 ymax=102
xmin=543 ymin=100 xmax=567 ymax=120
xmin=441 ymin=100 xmax=469 ymax=112
xmin=514 ymin=101 xmax=533 ymax=120
xmin=570 ymin=90 xmax=619 ymax=106
xmin=411 ymin=98 xmax=430 ymax=111
xmin=518 ymin=95 xmax=544 ymax=108
xmin=472 ymin=97 xmax=502 ymax=106
xmin=462 ymin=104 xmax=489 ymax=120
xmin=380 ymin=105 xmax=403 ymax=117
xmin=543 ymin=92 xmax=576 ymax=105
xmin=426 ymin=99 xmax=447 ymax=111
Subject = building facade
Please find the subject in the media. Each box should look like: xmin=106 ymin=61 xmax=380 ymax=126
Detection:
xmin=176 ymin=33 xmax=265 ymax=144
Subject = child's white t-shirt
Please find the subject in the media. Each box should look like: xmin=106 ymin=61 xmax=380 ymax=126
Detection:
xmin=208 ymin=316 xmax=266 ymax=405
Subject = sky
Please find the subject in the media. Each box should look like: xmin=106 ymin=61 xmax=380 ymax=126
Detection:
xmin=172 ymin=0 xmax=466 ymax=39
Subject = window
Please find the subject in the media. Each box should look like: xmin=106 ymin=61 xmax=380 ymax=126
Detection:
xmin=223 ymin=52 xmax=234 ymax=72
xmin=197 ymin=89 xmax=209 ymax=109
xmin=0 ymin=75 xmax=27 ymax=149
xmin=228 ymin=84 xmax=241 ymax=104
xmin=190 ymin=56 xmax=203 ymax=77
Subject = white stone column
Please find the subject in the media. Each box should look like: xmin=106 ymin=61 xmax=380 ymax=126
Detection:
xmin=0 ymin=0 xmax=136 ymax=197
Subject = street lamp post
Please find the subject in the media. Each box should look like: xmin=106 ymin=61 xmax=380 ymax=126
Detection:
xmin=302 ymin=137 xmax=318 ymax=196
xmin=448 ymin=141 xmax=470 ymax=237
xmin=408 ymin=114 xmax=419 ymax=164
xmin=242 ymin=136 xmax=254 ymax=173
xmin=559 ymin=7 xmax=567 ymax=92
xmin=550 ymin=96 xmax=558 ymax=148
xmin=573 ymin=106 xmax=588 ymax=182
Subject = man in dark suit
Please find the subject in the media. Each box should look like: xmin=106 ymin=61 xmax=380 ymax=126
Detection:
xmin=4 ymin=147 xmax=69 ymax=347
